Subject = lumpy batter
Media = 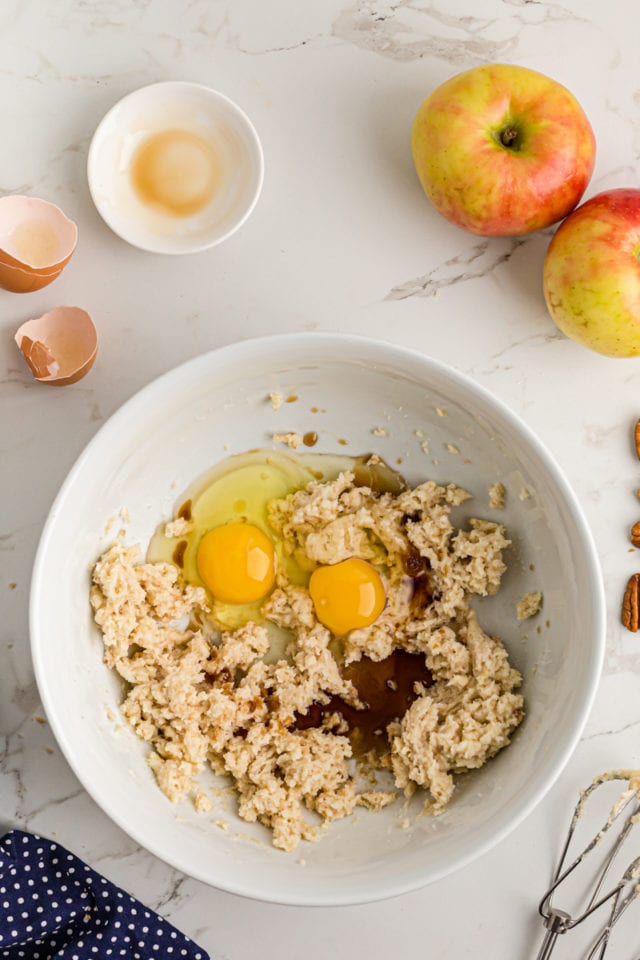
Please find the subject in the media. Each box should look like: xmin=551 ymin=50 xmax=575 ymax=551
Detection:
xmin=90 ymin=455 xmax=524 ymax=851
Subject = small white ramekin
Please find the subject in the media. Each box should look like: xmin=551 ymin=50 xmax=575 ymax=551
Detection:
xmin=87 ymin=81 xmax=264 ymax=254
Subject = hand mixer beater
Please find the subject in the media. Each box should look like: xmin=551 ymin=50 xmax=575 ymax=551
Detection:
xmin=535 ymin=771 xmax=640 ymax=960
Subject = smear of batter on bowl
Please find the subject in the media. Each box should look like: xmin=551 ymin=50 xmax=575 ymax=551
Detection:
xmin=517 ymin=591 xmax=543 ymax=620
xmin=488 ymin=482 xmax=506 ymax=510
xmin=273 ymin=431 xmax=303 ymax=450
xmin=90 ymin=451 xmax=524 ymax=852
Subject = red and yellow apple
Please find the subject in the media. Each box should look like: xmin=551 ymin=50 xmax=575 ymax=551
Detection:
xmin=543 ymin=188 xmax=640 ymax=357
xmin=411 ymin=63 xmax=595 ymax=237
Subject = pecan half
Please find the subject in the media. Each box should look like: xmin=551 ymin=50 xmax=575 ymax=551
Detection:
xmin=635 ymin=419 xmax=640 ymax=460
xmin=622 ymin=574 xmax=640 ymax=632
xmin=632 ymin=522 xmax=640 ymax=548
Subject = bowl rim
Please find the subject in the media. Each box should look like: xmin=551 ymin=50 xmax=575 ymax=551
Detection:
xmin=86 ymin=80 xmax=265 ymax=255
xmin=30 ymin=332 xmax=606 ymax=905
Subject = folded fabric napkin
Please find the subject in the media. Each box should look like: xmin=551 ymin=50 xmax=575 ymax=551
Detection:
xmin=0 ymin=830 xmax=209 ymax=959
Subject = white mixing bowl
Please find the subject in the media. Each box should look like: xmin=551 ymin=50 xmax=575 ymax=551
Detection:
xmin=30 ymin=334 xmax=605 ymax=905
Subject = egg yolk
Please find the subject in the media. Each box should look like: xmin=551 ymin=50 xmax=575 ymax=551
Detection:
xmin=196 ymin=523 xmax=275 ymax=604
xmin=309 ymin=558 xmax=386 ymax=636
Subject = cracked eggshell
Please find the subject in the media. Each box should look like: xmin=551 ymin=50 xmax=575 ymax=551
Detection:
xmin=15 ymin=307 xmax=98 ymax=386
xmin=0 ymin=195 xmax=78 ymax=293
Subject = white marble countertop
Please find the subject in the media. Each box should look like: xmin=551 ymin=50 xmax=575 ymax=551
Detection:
xmin=2 ymin=1 xmax=640 ymax=957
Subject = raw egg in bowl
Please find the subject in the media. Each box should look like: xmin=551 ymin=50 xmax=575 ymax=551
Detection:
xmin=146 ymin=448 xmax=402 ymax=655
xmin=87 ymin=81 xmax=264 ymax=254
xmin=30 ymin=334 xmax=604 ymax=905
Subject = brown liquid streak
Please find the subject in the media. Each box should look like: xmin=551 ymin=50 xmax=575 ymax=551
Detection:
xmin=172 ymin=539 xmax=188 ymax=568
xmin=292 ymin=650 xmax=433 ymax=755
xmin=177 ymin=499 xmax=192 ymax=521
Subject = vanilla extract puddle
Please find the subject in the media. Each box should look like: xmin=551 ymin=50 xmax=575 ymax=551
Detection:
xmin=292 ymin=650 xmax=434 ymax=755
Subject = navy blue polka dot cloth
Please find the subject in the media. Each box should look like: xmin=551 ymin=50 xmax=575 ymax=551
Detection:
xmin=0 ymin=831 xmax=209 ymax=960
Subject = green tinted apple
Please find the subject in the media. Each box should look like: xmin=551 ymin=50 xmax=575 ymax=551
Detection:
xmin=412 ymin=64 xmax=595 ymax=237
xmin=543 ymin=189 xmax=640 ymax=357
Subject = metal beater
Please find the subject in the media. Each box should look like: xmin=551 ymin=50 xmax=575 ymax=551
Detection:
xmin=535 ymin=771 xmax=640 ymax=960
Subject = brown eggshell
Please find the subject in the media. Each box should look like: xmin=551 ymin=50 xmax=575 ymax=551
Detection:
xmin=0 ymin=195 xmax=77 ymax=293
xmin=14 ymin=307 xmax=98 ymax=386
xmin=0 ymin=260 xmax=63 ymax=294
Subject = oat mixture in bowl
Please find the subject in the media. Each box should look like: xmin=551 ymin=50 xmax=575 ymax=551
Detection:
xmin=90 ymin=448 xmax=524 ymax=852
xmin=31 ymin=334 xmax=605 ymax=903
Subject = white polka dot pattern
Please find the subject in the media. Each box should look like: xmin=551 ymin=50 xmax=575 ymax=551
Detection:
xmin=0 ymin=831 xmax=208 ymax=960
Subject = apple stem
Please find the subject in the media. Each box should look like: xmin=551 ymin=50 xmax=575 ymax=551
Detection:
xmin=500 ymin=127 xmax=519 ymax=147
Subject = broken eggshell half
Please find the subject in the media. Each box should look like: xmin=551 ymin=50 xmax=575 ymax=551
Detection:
xmin=15 ymin=307 xmax=97 ymax=386
xmin=0 ymin=195 xmax=78 ymax=293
